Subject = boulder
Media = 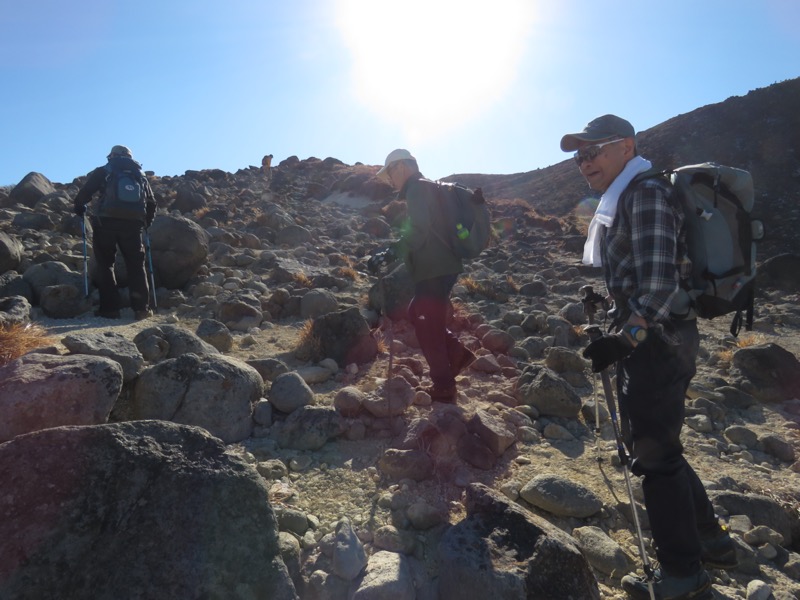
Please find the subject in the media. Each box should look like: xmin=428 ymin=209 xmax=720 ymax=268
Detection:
xmin=128 ymin=353 xmax=262 ymax=443
xmin=309 ymin=306 xmax=378 ymax=366
xmin=0 ymin=231 xmax=23 ymax=273
xmin=0 ymin=421 xmax=298 ymax=600
xmin=0 ymin=354 xmax=123 ymax=443
xmin=514 ymin=364 xmax=582 ymax=418
xmin=8 ymin=171 xmax=56 ymax=208
xmin=133 ymin=324 xmax=219 ymax=362
xmin=147 ymin=214 xmax=209 ymax=289
xmin=61 ymin=330 xmax=146 ymax=383
xmin=0 ymin=295 xmax=32 ymax=327
xmin=438 ymin=483 xmax=599 ymax=600
xmin=39 ymin=284 xmax=91 ymax=319
xmin=22 ymin=261 xmax=83 ymax=304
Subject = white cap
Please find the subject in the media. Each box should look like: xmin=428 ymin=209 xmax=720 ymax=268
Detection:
xmin=376 ymin=148 xmax=415 ymax=177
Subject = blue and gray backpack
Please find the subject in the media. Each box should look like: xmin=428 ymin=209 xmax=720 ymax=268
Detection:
xmin=97 ymin=157 xmax=148 ymax=222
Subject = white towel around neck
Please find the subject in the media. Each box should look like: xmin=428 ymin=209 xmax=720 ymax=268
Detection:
xmin=582 ymin=156 xmax=653 ymax=266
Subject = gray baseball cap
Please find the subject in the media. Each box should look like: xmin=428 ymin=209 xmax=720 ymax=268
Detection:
xmin=560 ymin=115 xmax=635 ymax=151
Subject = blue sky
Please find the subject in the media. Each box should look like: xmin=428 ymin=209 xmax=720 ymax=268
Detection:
xmin=2 ymin=0 xmax=799 ymax=186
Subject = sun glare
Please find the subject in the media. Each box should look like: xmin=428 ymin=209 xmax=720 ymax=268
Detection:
xmin=336 ymin=0 xmax=536 ymax=142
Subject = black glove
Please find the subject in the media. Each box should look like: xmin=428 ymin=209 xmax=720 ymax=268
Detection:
xmin=367 ymin=246 xmax=398 ymax=274
xmin=583 ymin=333 xmax=634 ymax=373
xmin=74 ymin=203 xmax=86 ymax=217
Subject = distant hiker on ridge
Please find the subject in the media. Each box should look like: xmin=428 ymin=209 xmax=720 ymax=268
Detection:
xmin=73 ymin=145 xmax=157 ymax=320
xmin=562 ymin=115 xmax=737 ymax=600
xmin=262 ymin=154 xmax=273 ymax=178
xmin=376 ymin=149 xmax=475 ymax=403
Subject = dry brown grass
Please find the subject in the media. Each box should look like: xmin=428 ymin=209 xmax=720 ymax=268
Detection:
xmin=734 ymin=332 xmax=765 ymax=348
xmin=460 ymin=276 xmax=485 ymax=296
xmin=334 ymin=265 xmax=360 ymax=282
xmin=292 ymin=272 xmax=313 ymax=288
xmin=294 ymin=319 xmax=322 ymax=360
xmin=0 ymin=323 xmax=56 ymax=367
xmin=373 ymin=329 xmax=388 ymax=354
xmin=505 ymin=275 xmax=520 ymax=293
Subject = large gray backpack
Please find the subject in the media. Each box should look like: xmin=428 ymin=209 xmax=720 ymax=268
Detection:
xmin=634 ymin=163 xmax=764 ymax=335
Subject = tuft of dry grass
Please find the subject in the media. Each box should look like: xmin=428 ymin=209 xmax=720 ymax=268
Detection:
xmin=734 ymin=332 xmax=765 ymax=348
xmin=460 ymin=276 xmax=484 ymax=295
xmin=459 ymin=275 xmax=509 ymax=302
xmin=292 ymin=272 xmax=313 ymax=288
xmin=373 ymin=329 xmax=388 ymax=354
xmin=294 ymin=319 xmax=322 ymax=360
xmin=505 ymin=275 xmax=520 ymax=293
xmin=0 ymin=323 xmax=56 ymax=366
xmin=334 ymin=265 xmax=360 ymax=282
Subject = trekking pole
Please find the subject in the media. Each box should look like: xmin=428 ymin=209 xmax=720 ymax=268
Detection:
xmin=143 ymin=228 xmax=157 ymax=309
xmin=585 ymin=324 xmax=656 ymax=600
xmin=580 ymin=285 xmax=606 ymax=462
xmin=81 ymin=214 xmax=89 ymax=298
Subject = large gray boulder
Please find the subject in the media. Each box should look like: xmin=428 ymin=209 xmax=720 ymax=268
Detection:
xmin=8 ymin=171 xmax=56 ymax=208
xmin=732 ymin=343 xmax=800 ymax=403
xmin=133 ymin=324 xmax=219 ymax=362
xmin=0 ymin=354 xmax=123 ymax=443
xmin=147 ymin=214 xmax=210 ymax=289
xmin=22 ymin=260 xmax=83 ymax=304
xmin=39 ymin=283 xmax=91 ymax=319
xmin=0 ymin=421 xmax=298 ymax=600
xmin=514 ymin=364 xmax=582 ymax=418
xmin=0 ymin=272 xmax=33 ymax=302
xmin=0 ymin=295 xmax=32 ymax=327
xmin=438 ymin=483 xmax=600 ymax=600
xmin=128 ymin=353 xmax=263 ymax=443
xmin=0 ymin=231 xmax=23 ymax=273
xmin=306 ymin=306 xmax=378 ymax=366
xmin=62 ymin=330 xmax=146 ymax=383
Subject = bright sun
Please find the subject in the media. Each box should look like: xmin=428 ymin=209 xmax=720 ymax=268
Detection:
xmin=335 ymin=0 xmax=536 ymax=143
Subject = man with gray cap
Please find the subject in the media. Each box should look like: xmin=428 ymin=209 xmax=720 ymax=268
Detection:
xmin=561 ymin=116 xmax=736 ymax=599
xmin=376 ymin=149 xmax=475 ymax=403
xmin=74 ymin=145 xmax=157 ymax=320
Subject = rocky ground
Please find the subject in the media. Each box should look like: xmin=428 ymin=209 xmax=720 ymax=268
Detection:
xmin=3 ymin=156 xmax=800 ymax=599
xmin=33 ymin=255 xmax=800 ymax=600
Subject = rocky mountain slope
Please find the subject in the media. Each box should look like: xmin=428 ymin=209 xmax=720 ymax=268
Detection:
xmin=1 ymin=78 xmax=800 ymax=599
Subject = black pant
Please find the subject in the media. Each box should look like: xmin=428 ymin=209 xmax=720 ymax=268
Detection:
xmin=92 ymin=222 xmax=150 ymax=313
xmin=617 ymin=318 xmax=717 ymax=576
xmin=407 ymin=274 xmax=465 ymax=389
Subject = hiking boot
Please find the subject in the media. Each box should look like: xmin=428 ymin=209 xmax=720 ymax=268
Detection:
xmin=621 ymin=567 xmax=711 ymax=600
xmin=700 ymin=526 xmax=738 ymax=570
xmin=134 ymin=309 xmax=154 ymax=321
xmin=425 ymin=385 xmax=457 ymax=404
xmin=451 ymin=345 xmax=476 ymax=378
xmin=94 ymin=309 xmax=121 ymax=319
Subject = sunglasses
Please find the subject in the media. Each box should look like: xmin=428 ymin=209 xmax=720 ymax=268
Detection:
xmin=573 ymin=138 xmax=625 ymax=165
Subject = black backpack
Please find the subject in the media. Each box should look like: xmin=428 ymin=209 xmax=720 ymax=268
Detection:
xmin=97 ymin=157 xmax=148 ymax=222
xmin=632 ymin=163 xmax=764 ymax=336
xmin=432 ymin=181 xmax=492 ymax=260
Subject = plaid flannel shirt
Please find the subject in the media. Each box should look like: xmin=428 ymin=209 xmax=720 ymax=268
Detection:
xmin=602 ymin=176 xmax=691 ymax=326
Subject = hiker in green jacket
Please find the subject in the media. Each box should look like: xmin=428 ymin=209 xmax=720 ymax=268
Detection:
xmin=377 ymin=149 xmax=475 ymax=403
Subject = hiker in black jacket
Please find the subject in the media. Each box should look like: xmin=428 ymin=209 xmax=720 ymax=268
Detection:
xmin=73 ymin=145 xmax=157 ymax=320
xmin=562 ymin=115 xmax=737 ymax=600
